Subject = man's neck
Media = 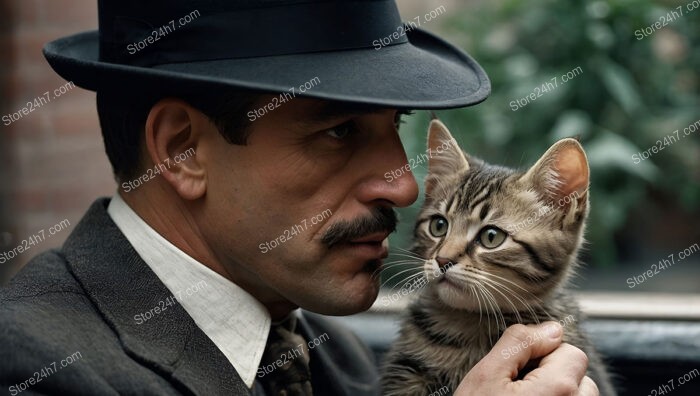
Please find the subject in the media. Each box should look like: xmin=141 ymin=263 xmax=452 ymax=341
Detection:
xmin=116 ymin=187 xmax=298 ymax=321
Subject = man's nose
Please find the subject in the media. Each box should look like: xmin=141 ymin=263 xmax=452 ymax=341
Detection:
xmin=372 ymin=131 xmax=420 ymax=208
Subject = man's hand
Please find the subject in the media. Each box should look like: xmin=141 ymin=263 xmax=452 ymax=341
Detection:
xmin=455 ymin=322 xmax=599 ymax=396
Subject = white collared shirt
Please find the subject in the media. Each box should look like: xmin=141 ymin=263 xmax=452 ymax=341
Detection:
xmin=107 ymin=193 xmax=271 ymax=388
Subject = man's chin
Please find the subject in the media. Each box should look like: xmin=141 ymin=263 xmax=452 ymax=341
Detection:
xmin=306 ymin=297 xmax=377 ymax=316
xmin=301 ymin=272 xmax=380 ymax=316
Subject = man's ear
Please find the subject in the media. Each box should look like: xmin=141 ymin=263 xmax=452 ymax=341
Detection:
xmin=144 ymin=98 xmax=207 ymax=200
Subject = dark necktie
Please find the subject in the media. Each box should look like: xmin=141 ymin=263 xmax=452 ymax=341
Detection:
xmin=257 ymin=315 xmax=313 ymax=396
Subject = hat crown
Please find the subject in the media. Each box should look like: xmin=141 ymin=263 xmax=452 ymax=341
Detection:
xmin=44 ymin=0 xmax=490 ymax=107
xmin=97 ymin=0 xmax=407 ymax=66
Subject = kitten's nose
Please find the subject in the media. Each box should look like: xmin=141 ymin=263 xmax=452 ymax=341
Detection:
xmin=436 ymin=256 xmax=455 ymax=270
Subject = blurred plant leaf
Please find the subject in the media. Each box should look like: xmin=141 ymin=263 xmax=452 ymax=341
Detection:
xmin=587 ymin=131 xmax=660 ymax=183
xmin=598 ymin=59 xmax=643 ymax=114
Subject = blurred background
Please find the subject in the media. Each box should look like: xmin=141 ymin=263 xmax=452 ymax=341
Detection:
xmin=0 ymin=0 xmax=111 ymax=284
xmin=1 ymin=0 xmax=699 ymax=294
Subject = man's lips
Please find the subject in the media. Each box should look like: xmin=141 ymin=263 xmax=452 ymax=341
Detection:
xmin=336 ymin=232 xmax=390 ymax=260
xmin=350 ymin=232 xmax=391 ymax=244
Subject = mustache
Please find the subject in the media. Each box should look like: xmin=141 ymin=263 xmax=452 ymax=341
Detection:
xmin=321 ymin=207 xmax=397 ymax=248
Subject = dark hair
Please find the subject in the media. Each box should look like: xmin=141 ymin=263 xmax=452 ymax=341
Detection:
xmin=96 ymin=89 xmax=258 ymax=182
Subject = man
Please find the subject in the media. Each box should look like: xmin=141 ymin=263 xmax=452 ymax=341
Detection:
xmin=1 ymin=0 xmax=598 ymax=395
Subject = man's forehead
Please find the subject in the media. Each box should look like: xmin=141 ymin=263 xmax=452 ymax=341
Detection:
xmin=294 ymin=99 xmax=387 ymax=126
xmin=308 ymin=100 xmax=387 ymax=121
xmin=270 ymin=97 xmax=391 ymax=129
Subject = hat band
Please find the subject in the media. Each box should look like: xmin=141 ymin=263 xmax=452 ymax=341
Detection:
xmin=103 ymin=0 xmax=409 ymax=67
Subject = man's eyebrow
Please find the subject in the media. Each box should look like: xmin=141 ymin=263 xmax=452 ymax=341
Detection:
xmin=293 ymin=101 xmax=387 ymax=129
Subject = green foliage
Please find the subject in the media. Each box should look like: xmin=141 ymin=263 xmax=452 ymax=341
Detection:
xmin=392 ymin=0 xmax=700 ymax=269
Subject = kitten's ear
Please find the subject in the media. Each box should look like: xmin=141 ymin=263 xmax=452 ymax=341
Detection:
xmin=425 ymin=119 xmax=469 ymax=195
xmin=522 ymin=138 xmax=589 ymax=204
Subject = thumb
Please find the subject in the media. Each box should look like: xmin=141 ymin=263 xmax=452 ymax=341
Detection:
xmin=483 ymin=322 xmax=563 ymax=378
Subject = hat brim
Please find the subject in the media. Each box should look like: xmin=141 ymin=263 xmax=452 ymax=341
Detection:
xmin=43 ymin=28 xmax=490 ymax=110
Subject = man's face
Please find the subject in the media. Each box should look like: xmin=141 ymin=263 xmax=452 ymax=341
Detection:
xmin=197 ymin=96 xmax=419 ymax=316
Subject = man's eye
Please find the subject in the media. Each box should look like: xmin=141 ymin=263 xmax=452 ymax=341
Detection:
xmin=325 ymin=122 xmax=354 ymax=140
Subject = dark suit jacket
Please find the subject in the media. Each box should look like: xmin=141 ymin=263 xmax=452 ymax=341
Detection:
xmin=0 ymin=199 xmax=380 ymax=395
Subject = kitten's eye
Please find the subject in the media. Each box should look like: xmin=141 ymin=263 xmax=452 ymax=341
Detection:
xmin=325 ymin=122 xmax=354 ymax=140
xmin=478 ymin=226 xmax=507 ymax=248
xmin=429 ymin=216 xmax=449 ymax=237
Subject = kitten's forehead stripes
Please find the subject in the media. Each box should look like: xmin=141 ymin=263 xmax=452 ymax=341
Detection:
xmin=467 ymin=183 xmax=490 ymax=206
xmin=478 ymin=202 xmax=491 ymax=222
xmin=463 ymin=184 xmax=489 ymax=213
xmin=446 ymin=190 xmax=461 ymax=215
xmin=462 ymin=166 xmax=511 ymax=213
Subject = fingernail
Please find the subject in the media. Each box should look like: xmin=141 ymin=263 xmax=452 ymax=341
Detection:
xmin=544 ymin=323 xmax=562 ymax=339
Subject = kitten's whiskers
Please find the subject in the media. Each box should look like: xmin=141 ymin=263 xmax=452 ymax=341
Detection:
xmin=392 ymin=246 xmax=425 ymax=259
xmin=482 ymin=271 xmax=555 ymax=323
xmin=451 ymin=271 xmax=504 ymax=341
xmin=373 ymin=260 xmax=421 ymax=280
xmin=380 ymin=267 xmax=424 ymax=290
xmin=467 ymin=269 xmax=543 ymax=325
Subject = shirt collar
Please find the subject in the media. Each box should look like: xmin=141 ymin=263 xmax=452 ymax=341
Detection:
xmin=107 ymin=193 xmax=271 ymax=388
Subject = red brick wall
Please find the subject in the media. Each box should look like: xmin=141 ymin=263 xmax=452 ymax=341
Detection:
xmin=1 ymin=0 xmax=115 ymax=283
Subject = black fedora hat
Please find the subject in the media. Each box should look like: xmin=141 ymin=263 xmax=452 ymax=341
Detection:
xmin=43 ymin=0 xmax=490 ymax=109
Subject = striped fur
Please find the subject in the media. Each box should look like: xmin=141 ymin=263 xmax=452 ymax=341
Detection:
xmin=381 ymin=120 xmax=616 ymax=396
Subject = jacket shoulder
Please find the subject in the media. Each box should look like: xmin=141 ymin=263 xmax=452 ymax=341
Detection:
xmin=0 ymin=251 xmax=119 ymax=394
xmin=1 ymin=249 xmax=82 ymax=298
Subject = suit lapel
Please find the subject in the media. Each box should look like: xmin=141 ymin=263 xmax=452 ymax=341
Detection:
xmin=298 ymin=312 xmax=380 ymax=396
xmin=63 ymin=198 xmax=249 ymax=395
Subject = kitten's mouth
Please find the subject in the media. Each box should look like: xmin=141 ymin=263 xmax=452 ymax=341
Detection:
xmin=438 ymin=274 xmax=463 ymax=291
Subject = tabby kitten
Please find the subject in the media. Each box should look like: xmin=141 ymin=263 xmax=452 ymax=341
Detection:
xmin=382 ymin=120 xmax=616 ymax=396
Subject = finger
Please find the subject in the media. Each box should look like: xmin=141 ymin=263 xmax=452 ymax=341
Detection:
xmin=481 ymin=322 xmax=563 ymax=377
xmin=578 ymin=376 xmax=599 ymax=396
xmin=537 ymin=343 xmax=588 ymax=384
xmin=523 ymin=343 xmax=589 ymax=394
